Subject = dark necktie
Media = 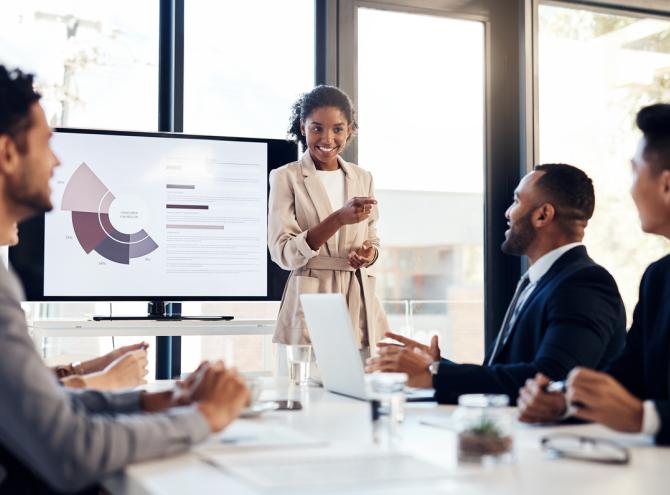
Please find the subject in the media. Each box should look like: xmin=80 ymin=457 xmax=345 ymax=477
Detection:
xmin=487 ymin=274 xmax=531 ymax=365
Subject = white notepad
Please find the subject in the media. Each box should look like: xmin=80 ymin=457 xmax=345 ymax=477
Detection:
xmin=216 ymin=452 xmax=449 ymax=491
xmin=196 ymin=420 xmax=328 ymax=453
xmin=418 ymin=412 xmax=455 ymax=431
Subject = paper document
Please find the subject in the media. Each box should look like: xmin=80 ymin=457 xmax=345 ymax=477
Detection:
xmin=196 ymin=420 xmax=327 ymax=453
xmin=217 ymin=452 xmax=449 ymax=491
xmin=418 ymin=412 xmax=454 ymax=430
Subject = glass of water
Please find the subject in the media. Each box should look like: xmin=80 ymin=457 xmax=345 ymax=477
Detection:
xmin=365 ymin=372 xmax=408 ymax=447
xmin=286 ymin=345 xmax=312 ymax=386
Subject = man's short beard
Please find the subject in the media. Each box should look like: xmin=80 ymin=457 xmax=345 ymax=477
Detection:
xmin=16 ymin=193 xmax=52 ymax=216
xmin=501 ymin=210 xmax=536 ymax=256
xmin=6 ymin=175 xmax=52 ymax=218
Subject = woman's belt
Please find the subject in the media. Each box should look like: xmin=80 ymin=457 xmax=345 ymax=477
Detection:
xmin=304 ymin=256 xmax=355 ymax=272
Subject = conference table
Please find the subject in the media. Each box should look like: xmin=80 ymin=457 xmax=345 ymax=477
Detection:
xmin=103 ymin=377 xmax=669 ymax=494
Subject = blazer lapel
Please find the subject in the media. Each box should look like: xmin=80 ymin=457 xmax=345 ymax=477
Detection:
xmin=338 ymin=158 xmax=362 ymax=256
xmin=495 ymin=246 xmax=589 ymax=355
xmin=301 ymin=153 xmax=337 ymax=256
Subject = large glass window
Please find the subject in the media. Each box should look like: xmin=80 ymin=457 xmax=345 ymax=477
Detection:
xmin=0 ymin=1 xmax=159 ymax=370
xmin=357 ymin=8 xmax=485 ymax=363
xmin=180 ymin=1 xmax=315 ymax=374
xmin=183 ymin=0 xmax=315 ymax=139
xmin=0 ymin=2 xmax=316 ymax=377
xmin=180 ymin=302 xmax=277 ymax=375
xmin=0 ymin=0 xmax=158 ymax=130
xmin=538 ymin=4 xmax=670 ymax=323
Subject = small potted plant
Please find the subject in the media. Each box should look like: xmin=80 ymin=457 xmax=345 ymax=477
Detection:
xmin=454 ymin=394 xmax=514 ymax=464
xmin=458 ymin=415 xmax=513 ymax=463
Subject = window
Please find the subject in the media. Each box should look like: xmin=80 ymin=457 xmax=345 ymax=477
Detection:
xmin=1 ymin=1 xmax=159 ymax=370
xmin=1 ymin=2 xmax=318 ymax=377
xmin=180 ymin=1 xmax=316 ymax=373
xmin=180 ymin=302 xmax=278 ymax=375
xmin=357 ymin=8 xmax=485 ymax=363
xmin=537 ymin=3 xmax=670 ymax=323
xmin=0 ymin=0 xmax=158 ymax=130
xmin=183 ymin=0 xmax=315 ymax=139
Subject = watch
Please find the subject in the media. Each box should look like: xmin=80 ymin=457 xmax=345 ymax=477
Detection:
xmin=428 ymin=361 xmax=440 ymax=375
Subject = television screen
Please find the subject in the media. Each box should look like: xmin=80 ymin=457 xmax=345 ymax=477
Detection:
xmin=9 ymin=128 xmax=296 ymax=301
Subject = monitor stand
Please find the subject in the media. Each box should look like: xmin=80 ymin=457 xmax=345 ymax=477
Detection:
xmin=92 ymin=300 xmax=234 ymax=321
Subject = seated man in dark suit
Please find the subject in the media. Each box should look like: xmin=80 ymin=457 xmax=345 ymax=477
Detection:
xmin=366 ymin=163 xmax=626 ymax=404
xmin=518 ymin=103 xmax=670 ymax=445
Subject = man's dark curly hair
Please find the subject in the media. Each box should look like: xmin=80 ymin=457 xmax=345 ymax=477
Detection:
xmin=533 ymin=163 xmax=595 ymax=234
xmin=636 ymin=103 xmax=670 ymax=174
xmin=0 ymin=65 xmax=41 ymax=153
xmin=287 ymin=85 xmax=358 ymax=151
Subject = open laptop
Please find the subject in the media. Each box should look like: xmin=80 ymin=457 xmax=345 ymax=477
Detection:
xmin=300 ymin=293 xmax=434 ymax=401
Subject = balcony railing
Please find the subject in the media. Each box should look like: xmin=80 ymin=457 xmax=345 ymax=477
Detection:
xmin=381 ymin=299 xmax=485 ymax=364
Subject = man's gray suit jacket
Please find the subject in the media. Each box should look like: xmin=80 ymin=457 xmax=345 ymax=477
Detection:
xmin=0 ymin=264 xmax=210 ymax=493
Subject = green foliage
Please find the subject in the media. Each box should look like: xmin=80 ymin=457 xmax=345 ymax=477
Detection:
xmin=540 ymin=6 xmax=636 ymax=41
xmin=465 ymin=416 xmax=502 ymax=438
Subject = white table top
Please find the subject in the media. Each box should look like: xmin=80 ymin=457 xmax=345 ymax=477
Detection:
xmin=103 ymin=378 xmax=669 ymax=494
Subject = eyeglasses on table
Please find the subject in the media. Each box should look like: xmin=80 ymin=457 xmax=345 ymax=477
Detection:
xmin=540 ymin=433 xmax=631 ymax=465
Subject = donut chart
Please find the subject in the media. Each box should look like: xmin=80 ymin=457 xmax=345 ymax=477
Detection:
xmin=61 ymin=163 xmax=159 ymax=264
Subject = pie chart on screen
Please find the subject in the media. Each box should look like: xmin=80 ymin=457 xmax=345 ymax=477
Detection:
xmin=61 ymin=162 xmax=159 ymax=265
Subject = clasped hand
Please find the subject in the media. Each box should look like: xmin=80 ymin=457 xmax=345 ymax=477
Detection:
xmin=68 ymin=342 xmax=150 ymax=390
xmin=518 ymin=368 xmax=643 ymax=433
xmin=348 ymin=240 xmax=376 ymax=269
xmin=172 ymin=361 xmax=250 ymax=432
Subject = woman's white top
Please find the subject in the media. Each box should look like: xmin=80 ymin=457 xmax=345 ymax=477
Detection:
xmin=316 ymin=167 xmax=346 ymax=245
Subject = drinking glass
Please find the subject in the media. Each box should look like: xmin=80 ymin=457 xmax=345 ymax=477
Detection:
xmin=286 ymin=345 xmax=312 ymax=386
xmin=365 ymin=372 xmax=408 ymax=447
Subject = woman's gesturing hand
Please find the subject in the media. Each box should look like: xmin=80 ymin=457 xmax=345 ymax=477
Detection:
xmin=337 ymin=197 xmax=377 ymax=225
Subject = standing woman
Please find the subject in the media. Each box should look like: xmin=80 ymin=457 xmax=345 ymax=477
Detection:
xmin=268 ymin=85 xmax=389 ymax=358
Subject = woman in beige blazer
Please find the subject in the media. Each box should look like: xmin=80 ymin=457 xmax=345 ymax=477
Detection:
xmin=268 ymin=85 xmax=389 ymax=353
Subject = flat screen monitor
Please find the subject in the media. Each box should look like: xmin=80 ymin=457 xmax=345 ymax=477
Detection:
xmin=9 ymin=128 xmax=296 ymax=302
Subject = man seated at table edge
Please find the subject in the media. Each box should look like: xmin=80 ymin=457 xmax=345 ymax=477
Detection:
xmin=367 ymin=164 xmax=626 ymax=405
xmin=517 ymin=103 xmax=670 ymax=446
xmin=0 ymin=64 xmax=250 ymax=494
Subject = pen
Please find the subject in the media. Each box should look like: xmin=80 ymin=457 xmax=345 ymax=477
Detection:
xmin=544 ymin=380 xmax=585 ymax=409
xmin=544 ymin=380 xmax=566 ymax=393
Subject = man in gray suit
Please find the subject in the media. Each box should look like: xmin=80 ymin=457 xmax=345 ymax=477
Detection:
xmin=0 ymin=65 xmax=250 ymax=493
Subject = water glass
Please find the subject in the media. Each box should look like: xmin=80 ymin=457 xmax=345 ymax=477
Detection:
xmin=365 ymin=372 xmax=408 ymax=447
xmin=286 ymin=345 xmax=312 ymax=386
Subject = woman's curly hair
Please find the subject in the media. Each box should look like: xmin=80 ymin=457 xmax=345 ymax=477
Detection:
xmin=287 ymin=85 xmax=358 ymax=151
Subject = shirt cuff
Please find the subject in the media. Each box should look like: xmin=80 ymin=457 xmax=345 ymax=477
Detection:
xmin=293 ymin=231 xmax=320 ymax=260
xmin=106 ymin=390 xmax=144 ymax=414
xmin=642 ymin=400 xmax=661 ymax=436
xmin=169 ymin=405 xmax=212 ymax=445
